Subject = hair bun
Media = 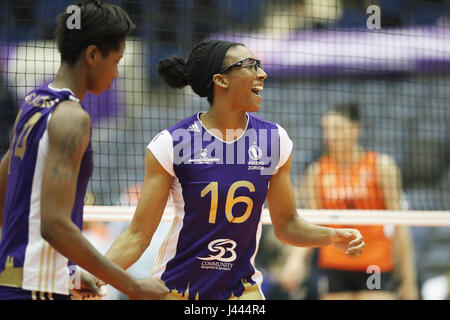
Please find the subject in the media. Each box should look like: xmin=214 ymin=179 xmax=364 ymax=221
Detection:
xmin=158 ymin=56 xmax=189 ymax=89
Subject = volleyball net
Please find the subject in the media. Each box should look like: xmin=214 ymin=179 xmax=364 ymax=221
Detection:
xmin=83 ymin=206 xmax=450 ymax=227
xmin=0 ymin=1 xmax=449 ymax=212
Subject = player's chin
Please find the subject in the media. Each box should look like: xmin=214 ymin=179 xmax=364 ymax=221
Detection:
xmin=247 ymin=104 xmax=261 ymax=112
xmin=91 ymin=85 xmax=110 ymax=95
xmin=246 ymin=99 xmax=262 ymax=112
xmin=88 ymin=87 xmax=106 ymax=95
xmin=252 ymin=93 xmax=263 ymax=110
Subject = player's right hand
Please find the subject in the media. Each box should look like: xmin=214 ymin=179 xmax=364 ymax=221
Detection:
xmin=131 ymin=277 xmax=170 ymax=300
xmin=330 ymin=228 xmax=365 ymax=258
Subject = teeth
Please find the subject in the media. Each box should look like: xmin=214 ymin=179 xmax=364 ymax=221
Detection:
xmin=251 ymin=86 xmax=263 ymax=95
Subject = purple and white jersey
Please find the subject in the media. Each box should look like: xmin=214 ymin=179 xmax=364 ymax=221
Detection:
xmin=148 ymin=113 xmax=292 ymax=300
xmin=0 ymin=83 xmax=93 ymax=295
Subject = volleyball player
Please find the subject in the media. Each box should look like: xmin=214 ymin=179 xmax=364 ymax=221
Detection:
xmin=0 ymin=0 xmax=168 ymax=300
xmin=284 ymin=103 xmax=418 ymax=300
xmin=101 ymin=40 xmax=365 ymax=300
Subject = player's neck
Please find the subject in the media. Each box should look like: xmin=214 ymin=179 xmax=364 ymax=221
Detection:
xmin=201 ymin=105 xmax=248 ymax=142
xmin=330 ymin=146 xmax=364 ymax=168
xmin=52 ymin=62 xmax=87 ymax=101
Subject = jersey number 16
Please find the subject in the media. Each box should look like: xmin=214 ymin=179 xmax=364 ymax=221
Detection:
xmin=201 ymin=180 xmax=255 ymax=224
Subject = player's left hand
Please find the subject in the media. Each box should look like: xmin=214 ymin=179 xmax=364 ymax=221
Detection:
xmin=330 ymin=228 xmax=365 ymax=258
xmin=72 ymin=270 xmax=107 ymax=300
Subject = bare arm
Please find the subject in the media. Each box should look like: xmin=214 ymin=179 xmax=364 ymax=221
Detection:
xmin=40 ymin=101 xmax=151 ymax=299
xmin=377 ymin=155 xmax=402 ymax=211
xmin=377 ymin=154 xmax=418 ymax=299
xmin=0 ymin=149 xmax=11 ymax=228
xmin=104 ymin=149 xmax=173 ymax=269
xmin=278 ymin=163 xmax=323 ymax=291
xmin=267 ymin=155 xmax=331 ymax=247
xmin=267 ymin=155 xmax=364 ymax=255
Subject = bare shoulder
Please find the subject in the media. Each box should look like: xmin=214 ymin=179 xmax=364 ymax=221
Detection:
xmin=377 ymin=153 xmax=399 ymax=170
xmin=376 ymin=153 xmax=401 ymax=179
xmin=48 ymin=100 xmax=91 ymax=139
xmin=377 ymin=153 xmax=397 ymax=166
xmin=47 ymin=100 xmax=91 ymax=161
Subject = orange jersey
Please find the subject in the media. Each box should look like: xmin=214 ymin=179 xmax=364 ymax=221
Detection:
xmin=315 ymin=151 xmax=395 ymax=272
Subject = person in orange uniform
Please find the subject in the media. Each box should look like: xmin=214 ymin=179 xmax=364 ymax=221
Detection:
xmin=281 ymin=103 xmax=418 ymax=300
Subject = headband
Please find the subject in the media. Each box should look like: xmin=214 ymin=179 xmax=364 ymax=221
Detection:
xmin=190 ymin=40 xmax=241 ymax=97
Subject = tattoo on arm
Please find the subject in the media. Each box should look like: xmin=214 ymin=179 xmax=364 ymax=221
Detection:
xmin=51 ymin=120 xmax=89 ymax=184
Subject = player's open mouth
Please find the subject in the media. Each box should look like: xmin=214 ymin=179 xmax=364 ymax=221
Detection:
xmin=251 ymin=86 xmax=263 ymax=96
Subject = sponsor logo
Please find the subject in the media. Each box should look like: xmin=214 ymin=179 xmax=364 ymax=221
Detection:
xmin=188 ymin=148 xmax=220 ymax=164
xmin=171 ymin=127 xmax=280 ymax=175
xmin=187 ymin=123 xmax=201 ymax=132
xmin=323 ymin=166 xmax=371 ymax=200
xmin=197 ymin=239 xmax=237 ymax=271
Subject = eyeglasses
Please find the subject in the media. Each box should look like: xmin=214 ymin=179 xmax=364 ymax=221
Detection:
xmin=219 ymin=58 xmax=262 ymax=74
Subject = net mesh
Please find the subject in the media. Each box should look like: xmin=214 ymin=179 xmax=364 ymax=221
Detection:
xmin=5 ymin=1 xmax=449 ymax=210
xmin=1 ymin=0 xmax=449 ymax=300
xmin=1 ymin=1 xmax=449 ymax=211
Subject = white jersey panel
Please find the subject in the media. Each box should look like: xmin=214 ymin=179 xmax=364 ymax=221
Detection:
xmin=147 ymin=130 xmax=175 ymax=177
xmin=22 ymin=115 xmax=70 ymax=295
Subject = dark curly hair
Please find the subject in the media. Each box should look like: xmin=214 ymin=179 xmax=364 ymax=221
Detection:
xmin=55 ymin=0 xmax=135 ymax=66
xmin=158 ymin=41 xmax=240 ymax=105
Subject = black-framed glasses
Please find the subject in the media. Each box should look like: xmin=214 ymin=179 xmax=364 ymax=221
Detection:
xmin=219 ymin=57 xmax=262 ymax=74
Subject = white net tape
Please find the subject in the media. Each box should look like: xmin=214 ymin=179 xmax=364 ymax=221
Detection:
xmin=84 ymin=206 xmax=450 ymax=226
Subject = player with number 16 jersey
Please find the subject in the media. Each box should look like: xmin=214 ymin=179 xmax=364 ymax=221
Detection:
xmin=102 ymin=39 xmax=365 ymax=301
xmin=148 ymin=112 xmax=292 ymax=299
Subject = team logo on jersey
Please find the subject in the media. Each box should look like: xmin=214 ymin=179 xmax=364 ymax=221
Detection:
xmin=248 ymin=145 xmax=263 ymax=161
xmin=248 ymin=144 xmax=265 ymax=170
xmin=197 ymin=239 xmax=237 ymax=271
